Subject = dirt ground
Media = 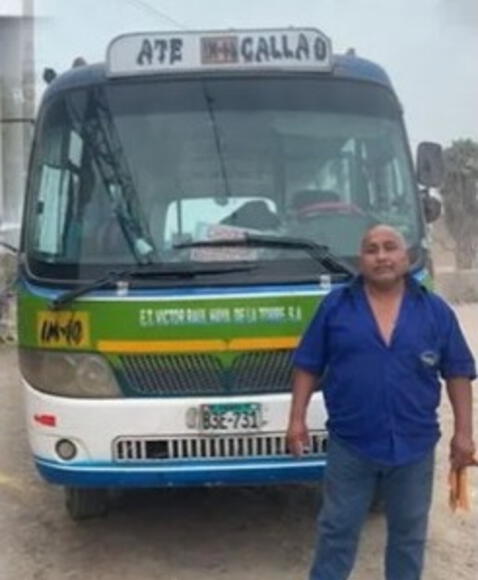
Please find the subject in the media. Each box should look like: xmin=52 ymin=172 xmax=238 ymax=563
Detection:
xmin=0 ymin=304 xmax=476 ymax=580
xmin=416 ymin=303 xmax=478 ymax=580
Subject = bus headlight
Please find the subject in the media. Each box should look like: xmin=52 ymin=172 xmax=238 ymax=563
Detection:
xmin=19 ymin=348 xmax=121 ymax=398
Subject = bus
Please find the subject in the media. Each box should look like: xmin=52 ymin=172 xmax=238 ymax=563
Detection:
xmin=17 ymin=28 xmax=443 ymax=519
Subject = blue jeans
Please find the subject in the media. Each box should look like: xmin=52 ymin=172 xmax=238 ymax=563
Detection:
xmin=310 ymin=437 xmax=435 ymax=580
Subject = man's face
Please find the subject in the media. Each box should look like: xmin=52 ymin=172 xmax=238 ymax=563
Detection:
xmin=359 ymin=227 xmax=410 ymax=288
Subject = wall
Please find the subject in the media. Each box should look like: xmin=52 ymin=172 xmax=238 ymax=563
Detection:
xmin=1 ymin=1 xmax=34 ymax=341
xmin=0 ymin=6 xmax=34 ymax=247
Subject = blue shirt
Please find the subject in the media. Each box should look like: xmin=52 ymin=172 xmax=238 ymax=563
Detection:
xmin=293 ymin=276 xmax=476 ymax=465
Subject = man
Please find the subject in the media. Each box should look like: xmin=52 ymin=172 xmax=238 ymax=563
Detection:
xmin=286 ymin=224 xmax=476 ymax=580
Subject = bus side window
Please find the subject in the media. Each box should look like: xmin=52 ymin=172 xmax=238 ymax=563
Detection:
xmin=35 ymin=164 xmax=69 ymax=255
xmin=33 ymin=126 xmax=87 ymax=259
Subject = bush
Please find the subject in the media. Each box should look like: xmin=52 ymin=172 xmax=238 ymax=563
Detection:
xmin=441 ymin=139 xmax=478 ymax=269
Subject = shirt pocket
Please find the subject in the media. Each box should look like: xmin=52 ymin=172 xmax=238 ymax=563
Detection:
xmin=398 ymin=327 xmax=441 ymax=378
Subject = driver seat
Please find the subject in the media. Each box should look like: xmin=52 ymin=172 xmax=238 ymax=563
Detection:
xmin=291 ymin=189 xmax=341 ymax=219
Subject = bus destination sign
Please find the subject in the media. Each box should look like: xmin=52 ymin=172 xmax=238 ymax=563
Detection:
xmin=107 ymin=28 xmax=333 ymax=77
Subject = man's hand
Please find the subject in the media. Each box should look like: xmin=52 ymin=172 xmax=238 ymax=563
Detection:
xmin=287 ymin=368 xmax=317 ymax=456
xmin=450 ymin=433 xmax=478 ymax=470
xmin=446 ymin=378 xmax=475 ymax=470
xmin=286 ymin=419 xmax=310 ymax=457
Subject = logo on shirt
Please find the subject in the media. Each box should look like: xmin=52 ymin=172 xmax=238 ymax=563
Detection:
xmin=420 ymin=350 xmax=439 ymax=367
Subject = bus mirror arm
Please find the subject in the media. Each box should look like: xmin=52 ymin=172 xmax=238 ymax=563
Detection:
xmin=0 ymin=241 xmax=18 ymax=254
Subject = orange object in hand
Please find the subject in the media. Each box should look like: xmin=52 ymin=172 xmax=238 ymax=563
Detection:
xmin=449 ymin=468 xmax=471 ymax=512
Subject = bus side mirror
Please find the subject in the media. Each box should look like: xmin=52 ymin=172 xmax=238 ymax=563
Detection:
xmin=421 ymin=190 xmax=442 ymax=223
xmin=416 ymin=142 xmax=444 ymax=188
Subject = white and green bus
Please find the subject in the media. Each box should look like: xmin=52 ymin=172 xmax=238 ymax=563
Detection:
xmin=15 ymin=28 xmax=443 ymax=519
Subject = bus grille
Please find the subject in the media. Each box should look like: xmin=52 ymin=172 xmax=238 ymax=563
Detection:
xmin=113 ymin=432 xmax=327 ymax=462
xmin=115 ymin=350 xmax=294 ymax=396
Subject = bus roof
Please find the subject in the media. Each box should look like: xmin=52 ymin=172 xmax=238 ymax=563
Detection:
xmin=42 ymin=53 xmax=393 ymax=103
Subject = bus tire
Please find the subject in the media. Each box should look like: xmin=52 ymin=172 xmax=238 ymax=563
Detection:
xmin=65 ymin=486 xmax=109 ymax=520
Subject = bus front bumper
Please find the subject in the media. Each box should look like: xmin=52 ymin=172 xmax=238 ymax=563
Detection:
xmin=35 ymin=456 xmax=326 ymax=488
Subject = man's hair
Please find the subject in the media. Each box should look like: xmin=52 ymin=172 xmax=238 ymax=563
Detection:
xmin=360 ymin=224 xmax=407 ymax=250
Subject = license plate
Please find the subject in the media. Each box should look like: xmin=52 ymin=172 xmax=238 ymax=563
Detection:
xmin=200 ymin=403 xmax=262 ymax=432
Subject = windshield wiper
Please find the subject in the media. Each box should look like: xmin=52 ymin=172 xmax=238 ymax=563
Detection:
xmin=50 ymin=264 xmax=257 ymax=310
xmin=174 ymin=234 xmax=356 ymax=277
xmin=202 ymin=83 xmax=231 ymax=199
xmin=66 ymin=88 xmax=157 ymax=265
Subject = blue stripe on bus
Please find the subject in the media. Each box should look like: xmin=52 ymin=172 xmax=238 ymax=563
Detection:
xmin=35 ymin=456 xmax=326 ymax=487
xmin=23 ymin=279 xmax=323 ymax=299
xmin=22 ymin=268 xmax=427 ymax=300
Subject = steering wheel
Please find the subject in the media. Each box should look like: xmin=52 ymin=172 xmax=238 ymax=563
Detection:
xmin=297 ymin=201 xmax=365 ymax=218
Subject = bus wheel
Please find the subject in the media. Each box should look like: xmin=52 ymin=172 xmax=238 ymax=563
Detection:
xmin=65 ymin=486 xmax=109 ymax=520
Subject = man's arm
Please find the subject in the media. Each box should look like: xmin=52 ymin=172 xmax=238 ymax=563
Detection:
xmin=446 ymin=377 xmax=477 ymax=469
xmin=286 ymin=368 xmax=318 ymax=457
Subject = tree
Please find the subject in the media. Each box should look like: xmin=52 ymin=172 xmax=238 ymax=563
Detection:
xmin=441 ymin=139 xmax=478 ymax=269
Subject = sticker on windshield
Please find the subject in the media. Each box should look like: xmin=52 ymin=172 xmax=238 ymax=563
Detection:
xmin=190 ymin=224 xmax=258 ymax=262
xmin=37 ymin=311 xmax=91 ymax=349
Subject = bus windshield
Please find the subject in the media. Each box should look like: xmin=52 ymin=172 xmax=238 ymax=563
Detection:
xmin=25 ymin=77 xmax=420 ymax=281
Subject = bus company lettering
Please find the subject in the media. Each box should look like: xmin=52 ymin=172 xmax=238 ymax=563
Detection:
xmin=139 ymin=306 xmax=302 ymax=327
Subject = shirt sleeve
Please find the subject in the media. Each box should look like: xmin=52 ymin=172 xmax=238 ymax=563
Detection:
xmin=439 ymin=303 xmax=476 ymax=380
xmin=292 ymin=295 xmax=332 ymax=376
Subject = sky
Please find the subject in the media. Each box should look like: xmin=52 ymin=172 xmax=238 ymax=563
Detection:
xmin=0 ymin=0 xmax=23 ymax=17
xmin=34 ymin=0 xmax=478 ymax=149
